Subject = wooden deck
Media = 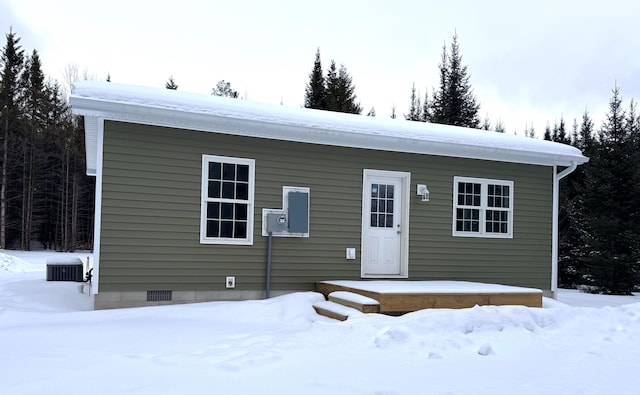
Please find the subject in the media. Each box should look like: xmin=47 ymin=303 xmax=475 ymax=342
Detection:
xmin=316 ymin=280 xmax=543 ymax=315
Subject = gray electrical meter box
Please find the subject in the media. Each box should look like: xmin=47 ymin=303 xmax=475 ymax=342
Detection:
xmin=288 ymin=191 xmax=309 ymax=233
xmin=266 ymin=212 xmax=288 ymax=233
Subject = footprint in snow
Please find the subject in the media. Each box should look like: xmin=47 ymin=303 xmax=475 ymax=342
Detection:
xmin=375 ymin=327 xmax=411 ymax=349
xmin=477 ymin=343 xmax=495 ymax=356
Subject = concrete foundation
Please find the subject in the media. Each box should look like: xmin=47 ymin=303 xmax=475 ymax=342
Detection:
xmin=93 ymin=289 xmax=294 ymax=310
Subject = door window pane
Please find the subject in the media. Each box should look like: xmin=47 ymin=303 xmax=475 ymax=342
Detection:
xmin=370 ymin=183 xmax=394 ymax=228
xmin=387 ymin=185 xmax=394 ymax=198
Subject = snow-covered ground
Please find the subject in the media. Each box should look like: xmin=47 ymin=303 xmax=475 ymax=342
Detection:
xmin=1 ymin=250 xmax=638 ymax=395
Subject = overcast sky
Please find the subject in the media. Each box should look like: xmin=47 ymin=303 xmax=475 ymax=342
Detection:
xmin=3 ymin=0 xmax=640 ymax=135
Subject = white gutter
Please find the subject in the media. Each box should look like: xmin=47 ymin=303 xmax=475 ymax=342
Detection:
xmin=551 ymin=161 xmax=579 ymax=298
xmin=557 ymin=161 xmax=578 ymax=180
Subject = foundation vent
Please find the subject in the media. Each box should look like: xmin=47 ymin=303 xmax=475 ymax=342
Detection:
xmin=146 ymin=290 xmax=172 ymax=302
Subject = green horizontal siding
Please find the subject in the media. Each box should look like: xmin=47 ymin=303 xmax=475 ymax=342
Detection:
xmin=98 ymin=120 xmax=553 ymax=294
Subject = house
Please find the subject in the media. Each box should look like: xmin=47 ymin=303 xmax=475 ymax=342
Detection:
xmin=70 ymin=81 xmax=588 ymax=309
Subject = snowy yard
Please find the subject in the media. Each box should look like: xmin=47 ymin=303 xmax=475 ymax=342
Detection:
xmin=1 ymin=250 xmax=639 ymax=395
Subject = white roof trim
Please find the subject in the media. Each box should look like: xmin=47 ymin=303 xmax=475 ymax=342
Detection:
xmin=70 ymin=81 xmax=588 ymax=176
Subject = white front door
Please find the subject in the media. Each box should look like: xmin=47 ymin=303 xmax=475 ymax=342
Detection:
xmin=361 ymin=170 xmax=410 ymax=277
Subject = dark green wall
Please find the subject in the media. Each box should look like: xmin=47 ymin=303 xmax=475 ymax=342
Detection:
xmin=98 ymin=121 xmax=553 ymax=293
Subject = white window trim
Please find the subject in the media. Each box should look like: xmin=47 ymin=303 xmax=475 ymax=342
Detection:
xmin=452 ymin=176 xmax=514 ymax=239
xmin=200 ymin=154 xmax=255 ymax=245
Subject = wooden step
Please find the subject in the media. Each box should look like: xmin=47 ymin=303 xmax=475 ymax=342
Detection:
xmin=313 ymin=301 xmax=363 ymax=321
xmin=329 ymin=291 xmax=380 ymax=313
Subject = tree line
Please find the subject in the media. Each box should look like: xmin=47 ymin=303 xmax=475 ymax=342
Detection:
xmin=0 ymin=29 xmax=94 ymax=251
xmin=303 ymin=34 xmax=481 ymax=129
xmin=550 ymin=88 xmax=640 ymax=294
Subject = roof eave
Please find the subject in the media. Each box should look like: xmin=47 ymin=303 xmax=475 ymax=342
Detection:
xmin=70 ymin=95 xmax=587 ymax=168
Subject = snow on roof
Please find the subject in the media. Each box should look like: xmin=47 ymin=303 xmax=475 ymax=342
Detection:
xmin=70 ymin=81 xmax=588 ymax=175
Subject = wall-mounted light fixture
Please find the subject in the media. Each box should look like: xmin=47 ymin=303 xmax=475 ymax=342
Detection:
xmin=417 ymin=184 xmax=430 ymax=202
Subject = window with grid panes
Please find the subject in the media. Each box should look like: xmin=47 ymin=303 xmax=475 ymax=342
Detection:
xmin=452 ymin=176 xmax=513 ymax=238
xmin=200 ymin=155 xmax=255 ymax=244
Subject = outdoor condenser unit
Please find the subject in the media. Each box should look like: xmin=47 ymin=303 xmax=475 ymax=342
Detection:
xmin=46 ymin=257 xmax=84 ymax=282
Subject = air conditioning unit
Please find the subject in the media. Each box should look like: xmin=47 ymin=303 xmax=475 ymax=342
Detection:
xmin=46 ymin=258 xmax=84 ymax=282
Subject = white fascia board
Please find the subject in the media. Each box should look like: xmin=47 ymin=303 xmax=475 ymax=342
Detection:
xmin=70 ymin=93 xmax=588 ymax=168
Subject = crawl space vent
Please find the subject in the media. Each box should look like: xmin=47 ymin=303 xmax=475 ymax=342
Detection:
xmin=146 ymin=290 xmax=172 ymax=302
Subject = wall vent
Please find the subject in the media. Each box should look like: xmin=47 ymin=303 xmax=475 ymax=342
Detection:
xmin=146 ymin=290 xmax=172 ymax=302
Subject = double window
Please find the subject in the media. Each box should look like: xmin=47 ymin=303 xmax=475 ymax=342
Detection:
xmin=452 ymin=176 xmax=513 ymax=238
xmin=200 ymin=155 xmax=255 ymax=244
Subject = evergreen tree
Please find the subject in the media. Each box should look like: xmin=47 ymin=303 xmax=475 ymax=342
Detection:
xmin=427 ymin=34 xmax=480 ymax=128
xmin=558 ymin=111 xmax=594 ymax=288
xmin=623 ymin=99 xmax=640 ymax=286
xmin=481 ymin=115 xmax=491 ymax=131
xmin=524 ymin=123 xmax=536 ymax=138
xmin=302 ymin=50 xmax=361 ymax=114
xmin=0 ymin=28 xmax=24 ymax=249
xmin=325 ymin=61 xmax=362 ymax=114
xmin=404 ymin=83 xmax=422 ymax=121
xmin=429 ymin=46 xmax=448 ymax=125
xmin=390 ymin=103 xmax=397 ymax=119
xmin=494 ymin=119 xmax=506 ymax=133
xmin=337 ymin=64 xmax=362 ymax=114
xmin=165 ymin=76 xmax=178 ymax=90
xmin=543 ymin=124 xmax=552 ymax=141
xmin=304 ymin=48 xmax=325 ymax=109
xmin=421 ymin=90 xmax=430 ymax=122
xmin=578 ymin=110 xmax=595 ymax=151
xmin=579 ymin=86 xmax=636 ymax=294
xmin=552 ymin=117 xmax=570 ymax=144
xmin=324 ymin=61 xmax=338 ymax=110
xmin=212 ymin=80 xmax=238 ymax=98
xmin=17 ymin=50 xmax=47 ymax=250
xmin=367 ymin=107 xmax=376 ymax=117
xmin=570 ymin=119 xmax=579 ymax=145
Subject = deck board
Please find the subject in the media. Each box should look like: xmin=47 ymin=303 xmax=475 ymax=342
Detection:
xmin=316 ymin=280 xmax=543 ymax=314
